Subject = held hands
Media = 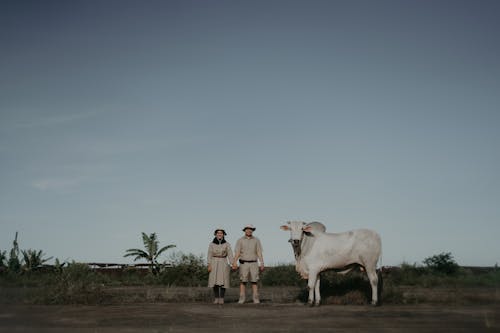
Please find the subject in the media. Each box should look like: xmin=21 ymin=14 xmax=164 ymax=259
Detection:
xmin=231 ymin=262 xmax=238 ymax=270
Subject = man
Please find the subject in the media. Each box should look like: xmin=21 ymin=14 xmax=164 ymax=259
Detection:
xmin=232 ymin=224 xmax=264 ymax=304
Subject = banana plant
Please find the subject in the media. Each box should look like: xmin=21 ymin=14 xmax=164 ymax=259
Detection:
xmin=21 ymin=249 xmax=53 ymax=272
xmin=124 ymin=232 xmax=176 ymax=274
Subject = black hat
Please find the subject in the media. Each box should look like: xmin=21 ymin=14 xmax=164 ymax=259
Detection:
xmin=214 ymin=228 xmax=227 ymax=236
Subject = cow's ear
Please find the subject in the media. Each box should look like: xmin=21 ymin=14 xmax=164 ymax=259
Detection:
xmin=302 ymin=225 xmax=313 ymax=233
xmin=280 ymin=225 xmax=290 ymax=231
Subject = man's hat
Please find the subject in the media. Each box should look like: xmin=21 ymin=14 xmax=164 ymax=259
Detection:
xmin=242 ymin=224 xmax=256 ymax=231
xmin=214 ymin=228 xmax=227 ymax=236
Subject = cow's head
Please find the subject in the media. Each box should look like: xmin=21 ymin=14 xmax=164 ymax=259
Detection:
xmin=280 ymin=221 xmax=307 ymax=259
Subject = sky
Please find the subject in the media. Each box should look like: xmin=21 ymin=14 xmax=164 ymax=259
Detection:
xmin=1 ymin=0 xmax=499 ymax=267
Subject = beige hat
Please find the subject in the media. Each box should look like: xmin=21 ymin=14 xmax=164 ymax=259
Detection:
xmin=242 ymin=224 xmax=256 ymax=231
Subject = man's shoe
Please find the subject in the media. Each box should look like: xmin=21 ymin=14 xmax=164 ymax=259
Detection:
xmin=238 ymin=295 xmax=245 ymax=304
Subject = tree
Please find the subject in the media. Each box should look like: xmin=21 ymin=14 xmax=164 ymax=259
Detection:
xmin=0 ymin=250 xmax=6 ymax=269
xmin=124 ymin=232 xmax=176 ymax=274
xmin=8 ymin=232 xmax=21 ymax=273
xmin=423 ymin=252 xmax=459 ymax=275
xmin=21 ymin=249 xmax=53 ymax=272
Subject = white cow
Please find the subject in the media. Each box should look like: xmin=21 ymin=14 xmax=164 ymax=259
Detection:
xmin=281 ymin=221 xmax=382 ymax=306
xmin=288 ymin=221 xmax=326 ymax=261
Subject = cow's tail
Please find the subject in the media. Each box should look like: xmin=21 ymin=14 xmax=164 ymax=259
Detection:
xmin=376 ymin=233 xmax=383 ymax=269
xmin=378 ymin=248 xmax=383 ymax=269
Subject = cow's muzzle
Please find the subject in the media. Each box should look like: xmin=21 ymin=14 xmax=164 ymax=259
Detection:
xmin=289 ymin=239 xmax=301 ymax=259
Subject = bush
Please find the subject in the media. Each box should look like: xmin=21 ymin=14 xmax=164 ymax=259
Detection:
xmin=388 ymin=262 xmax=427 ymax=285
xmin=0 ymin=251 xmax=6 ymax=269
xmin=261 ymin=264 xmax=304 ymax=286
xmin=454 ymin=267 xmax=500 ymax=287
xmin=159 ymin=252 xmax=208 ymax=287
xmin=40 ymin=263 xmax=108 ymax=304
xmin=112 ymin=267 xmax=151 ymax=286
xmin=423 ymin=252 xmax=459 ymax=275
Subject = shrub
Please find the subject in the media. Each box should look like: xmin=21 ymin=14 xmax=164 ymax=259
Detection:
xmin=0 ymin=250 xmax=6 ymax=269
xmin=423 ymin=252 xmax=459 ymax=275
xmin=388 ymin=262 xmax=427 ymax=285
xmin=455 ymin=267 xmax=500 ymax=287
xmin=261 ymin=264 xmax=304 ymax=286
xmin=159 ymin=252 xmax=208 ymax=287
xmin=112 ymin=267 xmax=151 ymax=286
xmin=41 ymin=263 xmax=107 ymax=304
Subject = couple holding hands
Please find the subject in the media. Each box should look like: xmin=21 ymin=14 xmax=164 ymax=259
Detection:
xmin=207 ymin=224 xmax=264 ymax=305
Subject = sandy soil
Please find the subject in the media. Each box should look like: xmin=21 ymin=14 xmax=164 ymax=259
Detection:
xmin=1 ymin=302 xmax=498 ymax=333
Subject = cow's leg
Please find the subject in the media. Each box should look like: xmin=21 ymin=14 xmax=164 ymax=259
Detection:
xmin=314 ymin=276 xmax=321 ymax=306
xmin=366 ymin=268 xmax=379 ymax=306
xmin=307 ymin=270 xmax=319 ymax=306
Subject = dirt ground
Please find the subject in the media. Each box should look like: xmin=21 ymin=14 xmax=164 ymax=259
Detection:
xmin=1 ymin=302 xmax=499 ymax=333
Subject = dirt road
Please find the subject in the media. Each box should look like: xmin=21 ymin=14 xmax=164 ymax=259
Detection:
xmin=1 ymin=302 xmax=498 ymax=332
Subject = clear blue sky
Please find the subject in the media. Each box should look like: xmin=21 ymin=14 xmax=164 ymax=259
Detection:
xmin=1 ymin=0 xmax=499 ymax=266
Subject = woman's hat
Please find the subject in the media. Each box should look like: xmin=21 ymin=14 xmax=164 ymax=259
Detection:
xmin=214 ymin=228 xmax=227 ymax=236
xmin=242 ymin=224 xmax=256 ymax=231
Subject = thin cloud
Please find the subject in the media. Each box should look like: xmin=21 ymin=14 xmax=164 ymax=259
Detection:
xmin=32 ymin=177 xmax=82 ymax=191
xmin=30 ymin=162 xmax=116 ymax=192
xmin=14 ymin=110 xmax=102 ymax=129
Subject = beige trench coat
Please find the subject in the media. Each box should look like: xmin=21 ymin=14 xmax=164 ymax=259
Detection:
xmin=207 ymin=241 xmax=234 ymax=288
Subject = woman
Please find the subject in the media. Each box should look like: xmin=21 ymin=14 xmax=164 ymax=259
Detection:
xmin=207 ymin=228 xmax=234 ymax=304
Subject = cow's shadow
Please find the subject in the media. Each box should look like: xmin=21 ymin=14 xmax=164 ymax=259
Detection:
xmin=297 ymin=269 xmax=374 ymax=305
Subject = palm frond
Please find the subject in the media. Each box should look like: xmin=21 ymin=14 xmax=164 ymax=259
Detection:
xmin=140 ymin=233 xmax=154 ymax=258
xmin=155 ymin=244 xmax=176 ymax=259
xmin=141 ymin=232 xmax=149 ymax=247
xmin=125 ymin=232 xmax=176 ymax=273
xmin=124 ymin=249 xmax=149 ymax=261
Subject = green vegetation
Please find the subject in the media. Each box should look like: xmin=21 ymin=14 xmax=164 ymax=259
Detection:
xmin=158 ymin=252 xmax=208 ymax=286
xmin=423 ymin=252 xmax=459 ymax=275
xmin=0 ymin=250 xmax=6 ymax=269
xmin=123 ymin=232 xmax=176 ymax=275
xmin=1 ymin=232 xmax=499 ymax=305
xmin=8 ymin=232 xmax=21 ymax=273
xmin=0 ymin=232 xmax=51 ymax=274
xmin=21 ymin=249 xmax=53 ymax=273
xmin=41 ymin=263 xmax=108 ymax=304
xmin=260 ymin=264 xmax=303 ymax=286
